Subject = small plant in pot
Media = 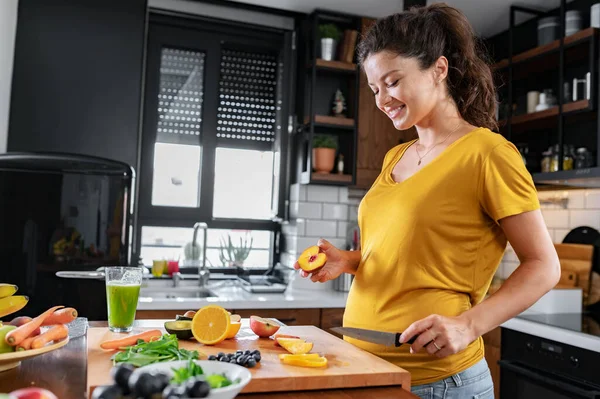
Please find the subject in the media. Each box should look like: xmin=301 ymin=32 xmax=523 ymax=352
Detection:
xmin=312 ymin=135 xmax=338 ymax=174
xmin=318 ymin=23 xmax=342 ymax=61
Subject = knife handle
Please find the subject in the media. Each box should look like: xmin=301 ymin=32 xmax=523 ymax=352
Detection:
xmin=395 ymin=333 xmax=417 ymax=347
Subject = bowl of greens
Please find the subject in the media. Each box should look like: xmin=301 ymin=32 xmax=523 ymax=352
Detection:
xmin=108 ymin=359 xmax=252 ymax=399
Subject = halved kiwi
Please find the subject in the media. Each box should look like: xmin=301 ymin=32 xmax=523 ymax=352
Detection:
xmin=164 ymin=320 xmax=194 ymax=340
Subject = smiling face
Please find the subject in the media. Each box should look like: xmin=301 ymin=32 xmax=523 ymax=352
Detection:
xmin=363 ymin=51 xmax=448 ymax=130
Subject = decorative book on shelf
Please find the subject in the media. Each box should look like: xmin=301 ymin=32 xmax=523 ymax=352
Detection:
xmin=338 ymin=29 xmax=359 ymax=64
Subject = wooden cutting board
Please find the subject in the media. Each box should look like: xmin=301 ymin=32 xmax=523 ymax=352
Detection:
xmin=86 ymin=324 xmax=411 ymax=397
xmin=554 ymin=243 xmax=594 ymax=303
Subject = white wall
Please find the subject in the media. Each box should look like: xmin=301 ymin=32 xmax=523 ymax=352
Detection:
xmin=0 ymin=0 xmax=18 ymax=153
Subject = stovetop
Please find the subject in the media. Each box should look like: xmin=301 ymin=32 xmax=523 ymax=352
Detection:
xmin=517 ymin=311 xmax=600 ymax=338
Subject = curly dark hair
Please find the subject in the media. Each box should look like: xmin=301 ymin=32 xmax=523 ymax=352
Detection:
xmin=357 ymin=3 xmax=498 ymax=132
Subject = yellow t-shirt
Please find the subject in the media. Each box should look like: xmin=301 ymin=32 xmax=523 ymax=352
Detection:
xmin=343 ymin=127 xmax=539 ymax=385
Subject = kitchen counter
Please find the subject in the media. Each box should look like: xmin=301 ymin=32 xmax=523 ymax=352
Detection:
xmin=0 ymin=319 xmax=419 ymax=399
xmin=501 ymin=311 xmax=600 ymax=352
xmin=137 ymin=283 xmax=349 ymax=310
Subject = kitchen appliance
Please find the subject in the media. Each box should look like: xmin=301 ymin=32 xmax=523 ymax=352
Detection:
xmin=330 ymin=326 xmax=418 ymax=346
xmin=0 ymin=152 xmax=134 ymax=320
xmin=500 ymin=314 xmax=600 ymax=398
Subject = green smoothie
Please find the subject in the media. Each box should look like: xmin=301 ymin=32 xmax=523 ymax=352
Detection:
xmin=106 ymin=282 xmax=141 ymax=331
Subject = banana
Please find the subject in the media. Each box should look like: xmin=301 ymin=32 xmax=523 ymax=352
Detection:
xmin=0 ymin=295 xmax=28 ymax=319
xmin=0 ymin=284 xmax=18 ymax=299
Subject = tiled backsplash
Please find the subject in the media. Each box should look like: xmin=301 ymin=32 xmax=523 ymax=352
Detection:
xmin=498 ymin=189 xmax=600 ymax=280
xmin=282 ymin=184 xmax=600 ymax=287
xmin=280 ymin=184 xmax=364 ymax=269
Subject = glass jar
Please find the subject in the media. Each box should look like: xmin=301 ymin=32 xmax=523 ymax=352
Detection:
xmin=550 ymin=144 xmax=560 ymax=172
xmin=575 ymin=147 xmax=593 ymax=169
xmin=541 ymin=149 xmax=551 ymax=173
xmin=563 ymin=144 xmax=574 ymax=170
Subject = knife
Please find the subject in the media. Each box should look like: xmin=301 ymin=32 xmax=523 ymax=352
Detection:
xmin=331 ymin=326 xmax=418 ymax=347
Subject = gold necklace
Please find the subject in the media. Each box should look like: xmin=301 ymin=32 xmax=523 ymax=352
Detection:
xmin=415 ymin=123 xmax=462 ymax=166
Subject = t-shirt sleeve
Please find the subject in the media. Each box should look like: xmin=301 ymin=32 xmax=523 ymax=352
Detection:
xmin=479 ymin=141 xmax=540 ymax=222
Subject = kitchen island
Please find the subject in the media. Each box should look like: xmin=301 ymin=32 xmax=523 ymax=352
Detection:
xmin=0 ymin=320 xmax=419 ymax=399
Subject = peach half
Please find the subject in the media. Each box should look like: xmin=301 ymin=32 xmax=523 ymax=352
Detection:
xmin=297 ymin=245 xmax=326 ymax=273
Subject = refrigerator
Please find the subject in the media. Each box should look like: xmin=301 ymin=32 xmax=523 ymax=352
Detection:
xmin=0 ymin=152 xmax=134 ymax=320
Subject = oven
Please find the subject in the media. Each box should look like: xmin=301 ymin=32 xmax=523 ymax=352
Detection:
xmin=500 ymin=329 xmax=600 ymax=398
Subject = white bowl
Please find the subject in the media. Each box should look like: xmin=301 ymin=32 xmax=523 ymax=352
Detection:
xmin=130 ymin=360 xmax=252 ymax=399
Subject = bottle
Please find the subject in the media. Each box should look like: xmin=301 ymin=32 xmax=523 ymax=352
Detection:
xmin=563 ymin=145 xmax=574 ymax=170
xmin=550 ymin=144 xmax=559 ymax=172
xmin=541 ymin=149 xmax=551 ymax=172
xmin=337 ymin=154 xmax=344 ymax=174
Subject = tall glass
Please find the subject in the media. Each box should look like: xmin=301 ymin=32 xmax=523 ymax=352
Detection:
xmin=105 ymin=267 xmax=142 ymax=332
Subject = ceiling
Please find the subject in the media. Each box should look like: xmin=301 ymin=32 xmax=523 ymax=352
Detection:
xmin=226 ymin=0 xmax=564 ymax=38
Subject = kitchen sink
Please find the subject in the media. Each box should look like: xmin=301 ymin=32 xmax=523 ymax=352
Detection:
xmin=139 ymin=288 xmax=218 ymax=299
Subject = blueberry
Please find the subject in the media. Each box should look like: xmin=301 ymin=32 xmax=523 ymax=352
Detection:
xmin=230 ymin=359 xmax=237 ymax=364
xmin=218 ymin=355 xmax=228 ymax=362
xmin=244 ymin=350 xmax=252 ymax=355
xmin=207 ymin=355 xmax=217 ymax=361
xmin=246 ymin=358 xmax=257 ymax=368
xmin=162 ymin=384 xmax=186 ymax=399
xmin=110 ymin=363 xmax=134 ymax=394
xmin=153 ymin=371 xmax=170 ymax=391
xmin=251 ymin=349 xmax=261 ymax=356
xmin=217 ymin=352 xmax=225 ymax=358
xmin=236 ymin=355 xmax=246 ymax=365
xmin=186 ymin=378 xmax=211 ymax=398
xmin=129 ymin=372 xmax=159 ymax=397
xmin=236 ymin=350 xmax=243 ymax=355
xmin=91 ymin=384 xmax=121 ymax=399
xmin=252 ymin=353 xmax=261 ymax=362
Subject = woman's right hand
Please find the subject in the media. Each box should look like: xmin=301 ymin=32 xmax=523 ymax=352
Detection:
xmin=293 ymin=239 xmax=349 ymax=283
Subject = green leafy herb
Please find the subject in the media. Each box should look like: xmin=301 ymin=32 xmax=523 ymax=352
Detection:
xmin=170 ymin=359 xmax=239 ymax=389
xmin=171 ymin=358 xmax=204 ymax=384
xmin=111 ymin=334 xmax=199 ymax=367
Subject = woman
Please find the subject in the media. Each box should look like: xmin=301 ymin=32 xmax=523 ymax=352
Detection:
xmin=294 ymin=3 xmax=560 ymax=398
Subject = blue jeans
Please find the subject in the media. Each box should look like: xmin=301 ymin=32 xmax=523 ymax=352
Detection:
xmin=410 ymin=358 xmax=494 ymax=399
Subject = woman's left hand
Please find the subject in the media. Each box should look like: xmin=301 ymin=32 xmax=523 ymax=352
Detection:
xmin=399 ymin=314 xmax=476 ymax=358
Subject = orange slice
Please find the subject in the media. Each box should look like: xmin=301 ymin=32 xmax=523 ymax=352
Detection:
xmin=280 ymin=354 xmax=327 ymax=368
xmin=191 ymin=305 xmax=231 ymax=345
xmin=225 ymin=322 xmax=241 ymax=339
xmin=276 ymin=337 xmax=313 ymax=354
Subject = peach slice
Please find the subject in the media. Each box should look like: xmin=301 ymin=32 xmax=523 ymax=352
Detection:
xmin=273 ymin=333 xmax=301 ymax=347
xmin=276 ymin=337 xmax=313 ymax=354
xmin=297 ymin=245 xmax=327 ymax=273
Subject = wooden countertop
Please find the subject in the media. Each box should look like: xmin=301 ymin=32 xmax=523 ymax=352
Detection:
xmin=0 ymin=320 xmax=419 ymax=399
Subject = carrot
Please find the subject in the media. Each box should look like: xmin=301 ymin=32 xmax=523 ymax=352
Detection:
xmin=16 ymin=336 xmax=37 ymax=351
xmin=31 ymin=324 xmax=69 ymax=349
xmin=42 ymin=307 xmax=78 ymax=326
xmin=5 ymin=305 xmax=64 ymax=346
xmin=100 ymin=329 xmax=163 ymax=350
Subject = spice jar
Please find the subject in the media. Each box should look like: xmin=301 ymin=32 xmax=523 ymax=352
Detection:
xmin=550 ymin=144 xmax=560 ymax=172
xmin=541 ymin=148 xmax=552 ymax=172
xmin=575 ymin=147 xmax=593 ymax=169
xmin=563 ymin=144 xmax=574 ymax=170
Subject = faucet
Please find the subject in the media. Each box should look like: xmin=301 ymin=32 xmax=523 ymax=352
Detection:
xmin=172 ymin=272 xmax=183 ymax=287
xmin=192 ymin=222 xmax=209 ymax=288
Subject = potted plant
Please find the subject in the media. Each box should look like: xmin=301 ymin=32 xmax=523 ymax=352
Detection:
xmin=312 ymin=135 xmax=337 ymax=174
xmin=318 ymin=23 xmax=342 ymax=61
xmin=218 ymin=233 xmax=253 ymax=267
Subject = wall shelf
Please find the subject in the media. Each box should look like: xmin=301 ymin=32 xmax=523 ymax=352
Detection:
xmin=301 ymin=171 xmax=353 ymax=184
xmin=499 ymin=99 xmax=591 ymax=132
xmin=494 ymin=27 xmax=598 ymax=70
xmin=310 ymin=59 xmax=357 ymax=73
xmin=304 ymin=115 xmax=355 ymax=129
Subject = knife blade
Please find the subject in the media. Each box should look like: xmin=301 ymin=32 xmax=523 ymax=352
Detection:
xmin=331 ymin=326 xmax=418 ymax=347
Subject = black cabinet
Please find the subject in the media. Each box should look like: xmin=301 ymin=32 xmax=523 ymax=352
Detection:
xmin=8 ymin=0 xmax=147 ymax=168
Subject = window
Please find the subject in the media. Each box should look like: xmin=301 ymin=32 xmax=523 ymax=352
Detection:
xmin=136 ymin=13 xmax=293 ymax=270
